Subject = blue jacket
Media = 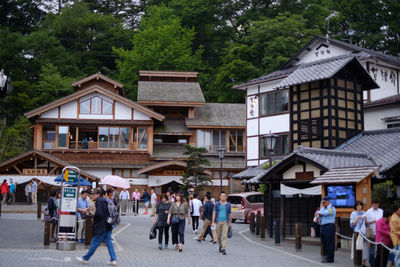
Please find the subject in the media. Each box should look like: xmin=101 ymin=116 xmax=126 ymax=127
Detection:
xmin=93 ymin=196 xmax=112 ymax=236
xmin=213 ymin=201 xmax=231 ymax=223
xmin=203 ymin=201 xmax=214 ymax=220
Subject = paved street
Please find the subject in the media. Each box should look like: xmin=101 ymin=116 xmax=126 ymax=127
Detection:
xmin=0 ymin=212 xmax=353 ymax=267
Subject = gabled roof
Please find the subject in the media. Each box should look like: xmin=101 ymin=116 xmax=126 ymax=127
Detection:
xmin=24 ymin=85 xmax=164 ymax=121
xmin=365 ymin=94 xmax=400 ymax=109
xmin=138 ymin=81 xmax=205 ymax=105
xmin=275 ymin=55 xmax=379 ymax=90
xmin=72 ymin=73 xmax=124 ymax=93
xmin=232 ymin=165 xmax=265 ymax=179
xmin=337 ymin=128 xmax=400 ymax=175
xmin=185 ymin=103 xmax=246 ymax=128
xmin=0 ymin=150 xmax=99 ymax=181
xmin=310 ymin=166 xmax=378 ymax=184
xmin=283 ymin=35 xmax=400 ymax=68
xmin=233 ymin=66 xmax=297 ymax=89
xmin=137 ymin=160 xmax=188 ymax=175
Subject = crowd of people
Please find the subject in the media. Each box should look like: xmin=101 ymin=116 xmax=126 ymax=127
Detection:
xmin=317 ymin=197 xmax=400 ymax=266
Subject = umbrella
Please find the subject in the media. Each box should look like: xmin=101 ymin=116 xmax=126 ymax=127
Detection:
xmin=100 ymin=175 xmax=130 ymax=189
xmin=54 ymin=174 xmax=92 ymax=186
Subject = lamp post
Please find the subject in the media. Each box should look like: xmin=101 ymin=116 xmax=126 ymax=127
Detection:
xmin=217 ymin=146 xmax=226 ymax=194
xmin=262 ymin=132 xmax=278 ymax=238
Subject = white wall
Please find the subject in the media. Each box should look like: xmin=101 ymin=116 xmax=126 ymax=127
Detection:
xmin=82 ymin=168 xmax=112 ymax=179
xmin=247 ymin=119 xmax=258 ymax=137
xmin=60 ymin=101 xmax=77 ymax=119
xmin=79 ymin=114 xmax=113 ymax=120
xmin=260 ymin=79 xmax=283 ymax=93
xmin=247 ymin=85 xmax=258 ymax=96
xmin=282 ymin=163 xmax=321 ymax=180
xmin=259 ymin=114 xmax=290 ymax=134
xmin=247 ymin=160 xmax=259 ymax=167
xmin=115 ymin=102 xmax=131 ymax=120
xmin=134 ymin=109 xmax=151 ymax=120
xmin=247 ymin=137 xmax=259 ymax=160
xmin=41 ymin=108 xmax=59 ymax=119
xmin=367 ymin=63 xmax=399 ymax=101
xmin=364 ymin=104 xmax=400 ymax=130
xmin=297 ymin=42 xmax=349 ymax=65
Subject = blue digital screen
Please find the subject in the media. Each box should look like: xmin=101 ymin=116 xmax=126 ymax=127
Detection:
xmin=326 ymin=185 xmax=355 ymax=207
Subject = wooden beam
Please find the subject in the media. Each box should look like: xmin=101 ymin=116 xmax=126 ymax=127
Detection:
xmin=48 ymin=166 xmax=59 ymax=175
xmin=34 ymin=157 xmax=38 ymax=170
xmin=13 ymin=165 xmax=23 ymax=175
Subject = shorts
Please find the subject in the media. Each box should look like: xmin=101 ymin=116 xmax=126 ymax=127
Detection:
xmin=145 ymin=201 xmax=149 ymax=207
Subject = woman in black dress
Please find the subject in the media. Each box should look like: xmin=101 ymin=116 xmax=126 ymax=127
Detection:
xmin=153 ymin=193 xmax=171 ymax=249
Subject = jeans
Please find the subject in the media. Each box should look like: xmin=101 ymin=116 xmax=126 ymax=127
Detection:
xmin=158 ymin=225 xmax=170 ymax=245
xmin=369 ymin=243 xmax=376 ymax=266
xmin=83 ymin=230 xmax=116 ymax=262
xmin=192 ymin=216 xmax=199 ymax=231
xmin=171 ymin=219 xmax=185 ymax=244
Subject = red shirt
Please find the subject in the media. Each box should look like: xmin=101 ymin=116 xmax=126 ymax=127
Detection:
xmin=376 ymin=217 xmax=391 ymax=246
xmin=1 ymin=183 xmax=9 ymax=194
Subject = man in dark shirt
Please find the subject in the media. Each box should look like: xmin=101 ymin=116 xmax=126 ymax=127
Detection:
xmin=196 ymin=194 xmax=217 ymax=243
xmin=76 ymin=188 xmax=117 ymax=266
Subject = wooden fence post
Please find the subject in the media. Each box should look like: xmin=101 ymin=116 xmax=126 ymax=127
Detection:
xmin=256 ymin=211 xmax=261 ymax=235
xmin=250 ymin=212 xmax=255 ymax=233
xmin=260 ymin=216 xmax=265 ymax=239
xmin=85 ymin=215 xmax=93 ymax=247
xmin=295 ymin=223 xmax=302 ymax=251
xmin=44 ymin=220 xmax=50 ymax=246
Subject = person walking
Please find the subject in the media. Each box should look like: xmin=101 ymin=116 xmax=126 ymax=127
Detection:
xmin=1 ymin=179 xmax=9 ymax=205
xmin=25 ymin=181 xmax=32 ymax=205
xmin=150 ymin=188 xmax=157 ymax=217
xmin=132 ymin=188 xmax=141 ymax=215
xmin=196 ymin=194 xmax=217 ymax=243
xmin=318 ymin=196 xmax=336 ymax=263
xmin=76 ymin=188 xmax=117 ymax=266
xmin=119 ymin=188 xmax=130 ymax=214
xmin=212 ymin=192 xmax=232 ymax=255
xmin=390 ymin=204 xmax=400 ymax=266
xmin=8 ymin=180 xmax=16 ymax=204
xmin=167 ymin=192 xmax=190 ymax=252
xmin=153 ymin=193 xmax=171 ymax=250
xmin=77 ymin=190 xmax=91 ymax=243
xmin=366 ymin=199 xmax=383 ymax=266
xmin=190 ymin=193 xmax=202 ymax=234
xmin=374 ymin=209 xmax=391 ymax=267
xmin=141 ymin=189 xmax=150 ymax=215
xmin=350 ymin=200 xmax=368 ymax=266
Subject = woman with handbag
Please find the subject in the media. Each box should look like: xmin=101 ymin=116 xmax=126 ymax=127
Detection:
xmin=153 ymin=194 xmax=171 ymax=250
xmin=350 ymin=200 xmax=368 ymax=266
xmin=167 ymin=193 xmax=191 ymax=252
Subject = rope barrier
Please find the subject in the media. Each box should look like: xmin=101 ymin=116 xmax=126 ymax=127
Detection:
xmin=335 ymin=232 xmax=352 ymax=240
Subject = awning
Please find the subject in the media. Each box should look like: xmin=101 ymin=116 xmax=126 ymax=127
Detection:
xmin=0 ymin=175 xmax=60 ymax=186
xmin=280 ymin=184 xmax=321 ymax=196
xmin=148 ymin=176 xmax=184 ymax=187
xmin=310 ymin=166 xmax=378 ymax=184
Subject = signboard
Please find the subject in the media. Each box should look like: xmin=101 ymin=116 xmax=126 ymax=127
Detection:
xmin=23 ymin=169 xmax=47 ymax=175
xmin=64 ymin=170 xmax=78 ymax=183
xmin=61 ymin=187 xmax=77 ymax=212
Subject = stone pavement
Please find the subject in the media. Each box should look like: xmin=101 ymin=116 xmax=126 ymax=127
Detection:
xmin=0 ymin=212 xmax=353 ymax=267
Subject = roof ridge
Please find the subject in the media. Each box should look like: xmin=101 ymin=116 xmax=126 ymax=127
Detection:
xmin=296 ymin=146 xmax=369 ymax=158
xmin=361 ymin=127 xmax=400 ymax=135
xmin=299 ymin=53 xmax=353 ymax=68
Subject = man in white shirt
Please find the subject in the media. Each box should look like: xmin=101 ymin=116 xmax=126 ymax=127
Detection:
xmin=366 ymin=199 xmax=383 ymax=266
xmin=150 ymin=188 xmax=157 ymax=217
xmin=119 ymin=188 xmax=130 ymax=215
xmin=191 ymin=193 xmax=203 ymax=234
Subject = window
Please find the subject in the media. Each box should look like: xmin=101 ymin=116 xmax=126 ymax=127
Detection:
xmin=136 ymin=128 xmax=148 ymax=150
xmin=43 ymin=130 xmax=56 ymax=149
xmin=212 ymin=130 xmax=226 ymax=151
xmin=387 ymin=121 xmax=400 ymax=129
xmin=229 ymin=130 xmax=244 ymax=152
xmin=198 ymin=129 xmax=243 ymax=152
xmin=99 ymin=127 xmax=130 ymax=149
xmin=247 ymin=194 xmax=264 ymax=203
xmin=113 ymin=169 xmax=137 ymax=178
xmin=58 ymin=126 xmax=69 ymax=148
xmin=197 ymin=130 xmax=212 ymax=151
xmin=260 ymin=134 xmax=289 ymax=158
xmin=80 ymin=97 xmax=113 ymax=115
xmin=123 ymin=169 xmax=131 ymax=177
xmin=260 ymin=90 xmax=289 ymax=116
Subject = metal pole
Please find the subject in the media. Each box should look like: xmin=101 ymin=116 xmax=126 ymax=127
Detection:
xmin=268 ymin=151 xmax=273 ymax=238
xmin=220 ymin=157 xmax=223 ymax=194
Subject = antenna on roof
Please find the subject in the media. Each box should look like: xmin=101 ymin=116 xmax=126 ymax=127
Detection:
xmin=325 ymin=11 xmax=339 ymax=44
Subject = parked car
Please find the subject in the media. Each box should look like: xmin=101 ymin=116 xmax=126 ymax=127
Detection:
xmin=246 ymin=207 xmax=264 ymax=223
xmin=228 ymin=192 xmax=264 ymax=223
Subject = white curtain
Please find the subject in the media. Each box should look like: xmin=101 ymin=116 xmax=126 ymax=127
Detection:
xmin=280 ymin=184 xmax=321 ymax=196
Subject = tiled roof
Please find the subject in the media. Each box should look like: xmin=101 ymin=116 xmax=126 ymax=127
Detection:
xmin=155 ymin=119 xmax=192 ymax=135
xmin=138 ymin=81 xmax=205 ymax=103
xmin=364 ymin=94 xmax=400 ymax=108
xmin=206 ymin=156 xmax=245 ymax=170
xmin=337 ymin=128 xmax=400 ymax=174
xmin=310 ymin=166 xmax=378 ymax=184
xmin=232 ymin=165 xmax=265 ymax=179
xmin=185 ymin=103 xmax=246 ymax=127
xmin=233 ymin=66 xmax=297 ymax=89
xmin=150 ymin=144 xmax=188 ymax=160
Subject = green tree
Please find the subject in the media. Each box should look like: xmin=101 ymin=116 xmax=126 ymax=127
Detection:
xmin=181 ymin=145 xmax=211 ymax=193
xmin=0 ymin=116 xmax=32 ymax=161
xmin=114 ymin=5 xmax=203 ymax=100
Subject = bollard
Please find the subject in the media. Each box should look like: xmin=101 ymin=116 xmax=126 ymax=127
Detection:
xmin=250 ymin=212 xmax=255 ymax=233
xmin=37 ymin=202 xmax=42 ymax=220
xmin=260 ymin=216 xmax=265 ymax=239
xmin=85 ymin=215 xmax=93 ymax=247
xmin=353 ymin=232 xmax=362 ymax=266
xmin=295 ymin=223 xmax=302 ymax=251
xmin=256 ymin=211 xmax=261 ymax=236
xmin=44 ymin=219 xmax=50 ymax=246
xmin=274 ymin=219 xmax=280 ymax=244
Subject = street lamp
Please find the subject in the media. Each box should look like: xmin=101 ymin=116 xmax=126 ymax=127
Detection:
xmin=217 ymin=146 xmax=226 ymax=194
xmin=262 ymin=131 xmax=278 ymax=238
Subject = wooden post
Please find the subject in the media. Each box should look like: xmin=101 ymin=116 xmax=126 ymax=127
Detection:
xmin=85 ymin=215 xmax=93 ymax=247
xmin=353 ymin=232 xmax=362 ymax=266
xmin=256 ymin=210 xmax=261 ymax=235
xmin=260 ymin=216 xmax=265 ymax=239
xmin=250 ymin=212 xmax=255 ymax=233
xmin=37 ymin=202 xmax=41 ymax=220
xmin=295 ymin=223 xmax=302 ymax=251
xmin=44 ymin=220 xmax=50 ymax=246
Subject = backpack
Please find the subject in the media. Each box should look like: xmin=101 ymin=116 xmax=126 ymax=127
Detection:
xmin=44 ymin=198 xmax=54 ymax=217
xmin=107 ymin=201 xmax=120 ymax=225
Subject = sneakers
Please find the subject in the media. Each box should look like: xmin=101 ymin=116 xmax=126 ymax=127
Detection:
xmin=107 ymin=260 xmax=117 ymax=266
xmin=164 ymin=244 xmax=168 ymax=249
xmin=211 ymin=241 xmax=217 ymax=244
xmin=158 ymin=244 xmax=163 ymax=250
xmin=219 ymin=247 xmax=223 ymax=253
xmin=76 ymin=257 xmax=88 ymax=264
xmin=193 ymin=230 xmax=196 ymax=234
xmin=78 ymin=239 xmax=84 ymax=243
xmin=195 ymin=230 xmax=198 ymax=234
xmin=222 ymin=249 xmax=226 ymax=255
xmin=196 ymin=238 xmax=201 ymax=243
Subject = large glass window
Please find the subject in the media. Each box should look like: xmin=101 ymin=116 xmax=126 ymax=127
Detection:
xmin=197 ymin=130 xmax=212 ymax=151
xmin=260 ymin=90 xmax=289 ymax=116
xmin=137 ymin=128 xmax=148 ymax=149
xmin=44 ymin=130 xmax=56 ymax=149
xmin=92 ymin=97 xmax=102 ymax=114
xmin=120 ymin=128 xmax=130 ymax=148
xmin=80 ymin=100 xmax=90 ymax=114
xmin=80 ymin=97 xmax=113 ymax=115
xmin=260 ymin=134 xmax=289 ymax=158
xmin=212 ymin=130 xmax=226 ymax=151
xmin=99 ymin=127 xmax=132 ymax=149
xmin=229 ymin=130 xmax=244 ymax=152
xmin=58 ymin=126 xmax=68 ymax=148
xmin=109 ymin=127 xmax=119 ymax=148
xmin=99 ymin=127 xmax=109 ymax=148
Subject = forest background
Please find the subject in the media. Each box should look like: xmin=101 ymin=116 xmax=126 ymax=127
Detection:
xmin=0 ymin=0 xmax=399 ymax=160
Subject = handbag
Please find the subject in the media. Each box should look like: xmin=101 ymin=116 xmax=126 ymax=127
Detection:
xmin=171 ymin=216 xmax=179 ymax=225
xmin=356 ymin=233 xmax=363 ymax=250
xmin=228 ymin=226 xmax=233 ymax=238
xmin=149 ymin=225 xmax=157 ymax=240
xmin=366 ymin=226 xmax=375 ymax=240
